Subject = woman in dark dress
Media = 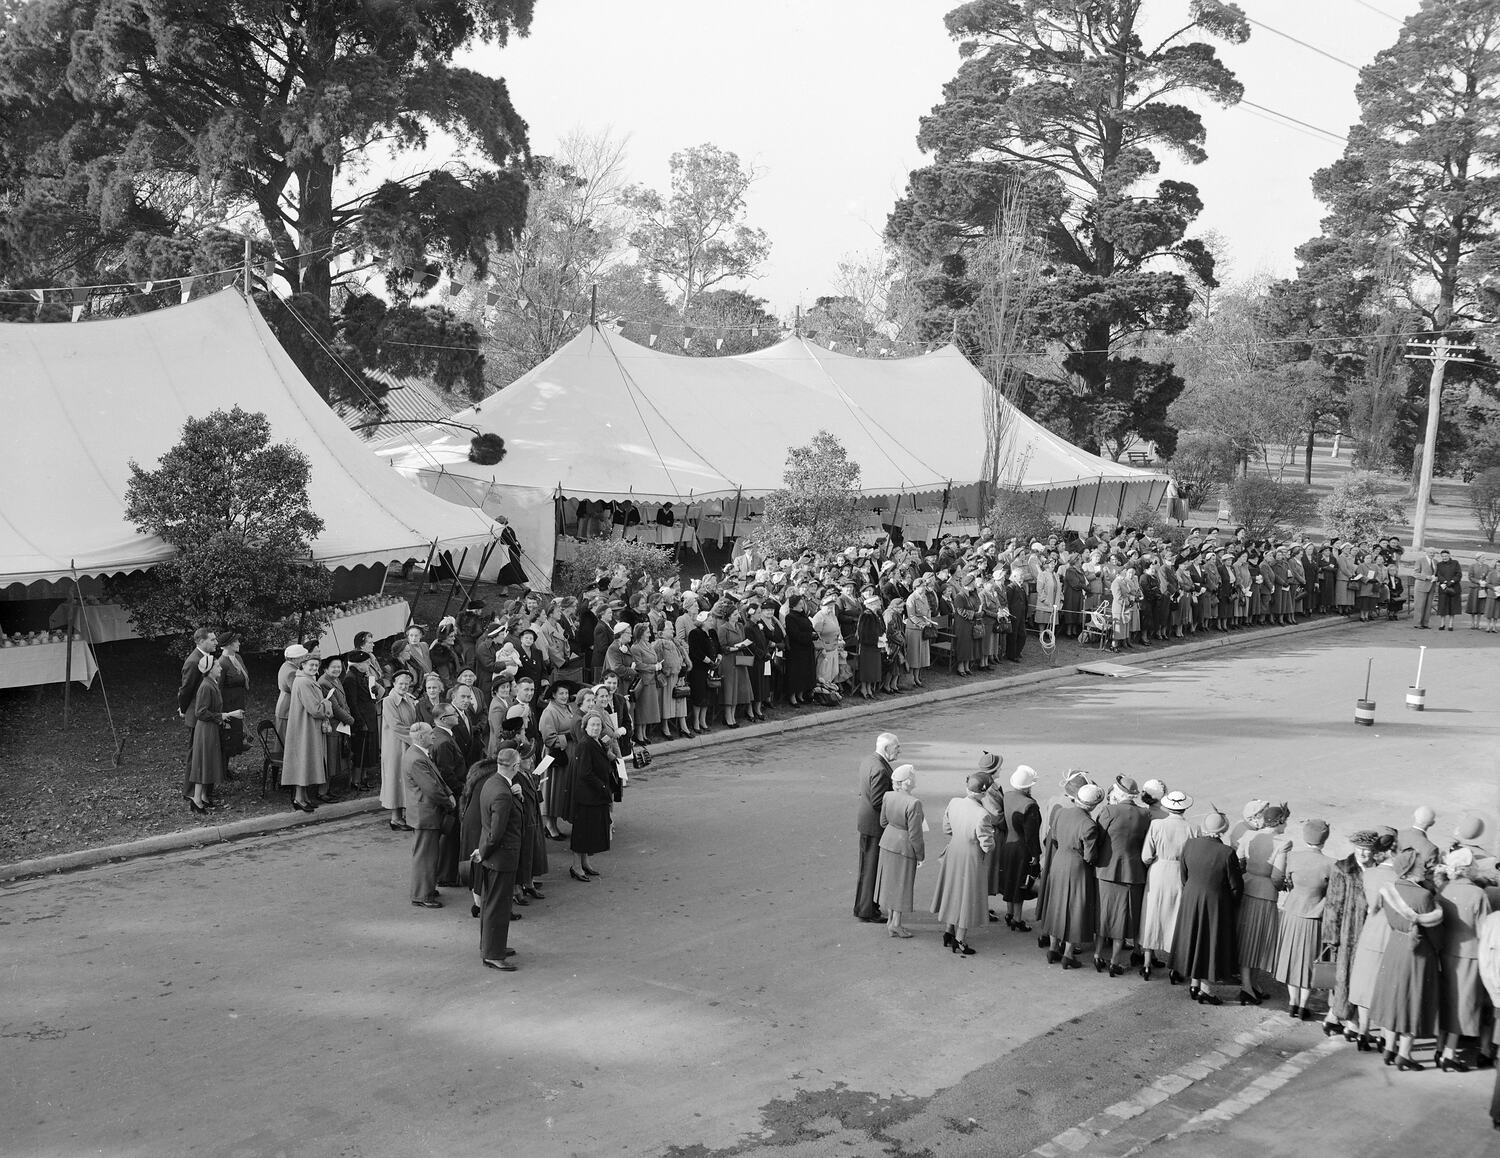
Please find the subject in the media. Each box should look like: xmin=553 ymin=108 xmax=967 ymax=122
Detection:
xmin=997 ymin=766 xmax=1042 ymax=931
xmin=743 ymin=606 xmax=771 ymax=721
xmin=568 ymin=713 xmax=619 ymax=881
xmin=782 ymin=595 xmax=816 ymax=706
xmin=687 ymin=611 xmax=721 ymax=734
xmin=187 ymin=661 xmax=230 ymax=815
xmin=317 ymin=655 xmax=355 ymax=801
xmin=1172 ymin=809 xmax=1243 ymax=1006
xmin=343 ymin=632 xmax=385 ymax=790
xmin=1039 ymin=783 xmax=1102 ymax=968
xmin=215 ymin=633 xmax=250 ymax=771
xmin=855 ymin=595 xmax=884 ymax=700
xmin=1368 ymin=850 xmax=1444 ymax=1069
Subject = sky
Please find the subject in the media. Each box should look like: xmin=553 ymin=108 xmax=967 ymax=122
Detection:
xmin=450 ymin=0 xmax=1423 ymax=315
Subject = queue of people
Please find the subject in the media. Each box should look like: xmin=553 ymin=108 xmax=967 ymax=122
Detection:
xmin=854 ymin=734 xmax=1500 ymax=1112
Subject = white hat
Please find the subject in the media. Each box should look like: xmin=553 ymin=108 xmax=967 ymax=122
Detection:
xmin=1142 ymin=778 xmax=1167 ymax=799
xmin=284 ymin=644 xmax=308 ymax=660
xmin=1077 ymin=783 xmax=1104 ymax=807
xmin=1162 ymin=791 xmax=1193 ymax=812
xmin=1010 ymin=765 xmax=1038 ymax=790
xmin=612 ymin=622 xmax=631 ymax=635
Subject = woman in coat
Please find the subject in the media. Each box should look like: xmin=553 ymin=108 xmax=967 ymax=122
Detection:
xmin=1061 ymin=554 xmax=1087 ymax=638
xmin=317 ymin=655 xmax=354 ymax=802
xmin=782 ymin=594 xmax=816 ymax=705
xmin=655 ymin=618 xmax=690 ymax=739
xmin=1344 ymin=829 xmax=1398 ymax=1047
xmin=714 ymin=603 xmax=754 ymax=727
xmin=1483 ymin=557 xmax=1500 ymax=632
xmin=902 ymin=582 xmax=935 ymax=687
xmin=881 ymin=596 xmax=907 ymax=693
xmin=1273 ymin=819 xmax=1335 ymax=1019
xmin=343 ymin=632 xmax=385 ymax=790
xmin=538 ymin=682 xmax=576 ymax=838
xmin=1035 ymin=559 xmax=1061 ymax=636
xmin=1235 ymin=801 xmax=1289 ymax=1004
xmin=742 ymin=606 xmax=771 ymax=721
xmin=686 ymin=611 xmax=721 ymax=734
xmin=1139 ymin=791 xmax=1201 ymax=981
xmin=1038 ymin=782 xmax=1103 ymax=968
xmin=380 ymin=670 xmax=418 ymax=829
xmin=948 ymin=577 xmax=977 ymax=677
xmin=1436 ymin=848 xmax=1494 ymax=1071
xmin=282 ymin=653 xmax=332 ymax=813
xmin=996 ymin=766 xmax=1042 ymax=931
xmin=1465 ymin=554 xmax=1489 ymax=628
xmin=1433 ymin=549 xmax=1464 ymax=629
xmin=187 ymin=660 xmax=232 ymax=815
xmin=931 ymin=772 xmax=997 ymax=956
xmin=875 ymin=764 xmax=925 ymax=938
xmin=215 ymin=633 xmax=250 ymax=771
xmin=416 ymin=672 xmax=448 ymax=726
xmin=1368 ymin=849 xmax=1445 ymax=1069
xmin=1354 ymin=552 xmax=1381 ymax=623
xmin=627 ymin=622 xmax=662 ymax=744
xmin=1172 ymin=809 xmax=1243 ymax=1005
xmin=855 ymin=595 xmax=884 ymax=698
xmin=568 ymin=712 xmax=619 ymax=882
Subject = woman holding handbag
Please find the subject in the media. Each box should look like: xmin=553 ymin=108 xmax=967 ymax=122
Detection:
xmin=713 ymin=600 xmax=754 ymax=728
xmin=656 ymin=618 xmax=691 ymax=739
xmin=568 ymin=712 xmax=620 ymax=882
xmin=1273 ymin=819 xmax=1334 ymax=1020
xmin=627 ymin=622 xmax=662 ymax=745
xmin=686 ymin=611 xmax=720 ymax=735
xmin=1368 ymin=850 xmax=1445 ymax=1069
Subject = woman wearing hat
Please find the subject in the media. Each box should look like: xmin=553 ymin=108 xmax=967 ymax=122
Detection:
xmin=274 ymin=642 xmax=309 ymax=743
xmin=931 ymin=770 xmax=997 ymax=956
xmin=283 ymin=652 xmax=333 ymax=813
xmin=1433 ymin=549 xmax=1464 ymax=629
xmin=1318 ymin=829 xmax=1378 ymax=1037
xmin=627 ymin=622 xmax=663 ymax=744
xmin=903 ymin=580 xmax=935 ymax=688
xmin=1235 ymin=801 xmax=1289 ymax=1004
xmin=1436 ymin=848 xmax=1494 ymax=1071
xmin=1368 ymin=850 xmax=1445 ymax=1069
xmin=687 ymin=610 xmax=722 ymax=734
xmin=1038 ymin=782 xmax=1103 ymax=969
xmin=853 ymin=595 xmax=884 ymax=699
xmin=1172 ymin=807 xmax=1243 ymax=1004
xmin=538 ymin=682 xmax=576 ymax=839
xmin=1139 ymin=791 xmax=1200 ymax=982
xmin=995 ymin=766 xmax=1042 ymax=932
xmin=1346 ymin=829 xmax=1399 ymax=1048
xmin=379 ymin=670 xmax=418 ymax=829
xmin=876 ymin=764 xmax=925 ymax=939
xmin=782 ymin=594 xmax=817 ymax=706
xmin=1094 ymin=777 xmax=1152 ymax=976
xmin=1273 ymin=819 xmax=1335 ymax=1020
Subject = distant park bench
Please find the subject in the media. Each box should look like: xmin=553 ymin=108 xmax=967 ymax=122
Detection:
xmin=1127 ymin=451 xmax=1152 ymax=466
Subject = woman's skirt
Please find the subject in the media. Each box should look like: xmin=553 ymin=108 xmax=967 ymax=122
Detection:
xmin=1347 ymin=912 xmax=1391 ymax=1009
xmin=858 ymin=645 xmax=882 ymax=684
xmin=953 ymin=621 xmax=975 ymax=663
xmin=659 ymin=678 xmax=688 ymax=721
xmin=874 ymin=848 xmax=917 ymax=914
xmin=1272 ymin=914 xmax=1324 ymax=988
xmin=1237 ymin=893 xmax=1281 ymax=973
xmin=993 ymin=840 xmax=1032 ymax=902
xmin=816 ymin=648 xmax=842 ymax=684
xmin=720 ymin=658 xmax=753 ymax=705
xmin=1465 ymin=585 xmax=1484 ymax=615
xmin=1437 ymin=587 xmax=1463 ymax=616
xmin=1138 ymin=859 xmax=1184 ymax=953
xmin=1097 ymin=880 xmax=1145 ymax=941
xmin=1038 ymin=850 xmax=1098 ymax=945
xmin=904 ymin=626 xmax=930 ymax=670
xmin=542 ymin=749 xmax=572 ymax=822
xmin=1439 ymin=954 xmax=1485 ymax=1036
xmin=569 ymin=803 xmax=611 ymax=855
xmin=1369 ymin=944 xmax=1439 ymax=1037
xmin=633 ymin=675 xmax=661 ymax=726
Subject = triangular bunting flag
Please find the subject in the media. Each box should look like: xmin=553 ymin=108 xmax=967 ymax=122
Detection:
xmin=715 ymin=337 xmax=725 ymax=350
xmin=486 ymin=290 xmax=501 ymax=306
xmin=29 ymin=288 xmax=44 ymax=304
xmin=750 ymin=326 xmax=759 ymax=338
xmin=561 ymin=309 xmax=572 ymax=321
xmin=143 ymin=280 xmax=154 ymax=294
xmin=179 ymin=276 xmax=195 ymax=304
xmin=647 ymin=321 xmax=660 ymax=347
xmin=516 ymin=294 xmax=529 ymax=310
xmin=828 ymin=339 xmax=838 ymax=351
xmin=70 ymin=286 xmax=90 ymax=323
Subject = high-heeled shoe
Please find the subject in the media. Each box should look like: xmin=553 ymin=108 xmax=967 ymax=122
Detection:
xmin=1061 ymin=956 xmax=1082 ymax=970
xmin=189 ymin=799 xmax=207 ymax=815
xmin=1010 ymin=919 xmax=1031 ymax=933
xmin=1382 ymin=1049 xmax=1397 ymax=1066
xmin=470 ymin=903 xmax=480 ymax=918
xmin=583 ymin=866 xmax=602 ymax=877
xmin=1093 ymin=956 xmax=1107 ymax=973
xmin=1437 ymin=1057 xmax=1470 ymax=1073
xmin=1168 ymin=971 xmax=1183 ymax=986
xmin=1395 ymin=1057 xmax=1423 ymax=1072
xmin=1037 ymin=934 xmax=1050 ymax=949
xmin=522 ymin=885 xmax=546 ymax=900
xmin=292 ymin=800 xmax=314 ymax=813
xmin=988 ymin=909 xmax=1001 ymax=923
xmin=1139 ymin=966 xmax=1152 ymax=982
xmin=568 ymin=867 xmax=591 ymax=883
xmin=1321 ymin=1020 xmax=1342 ymax=1037
xmin=1288 ymin=1005 xmax=1303 ymax=1020
xmin=952 ymin=941 xmax=976 ymax=956
xmin=943 ymin=930 xmax=957 ymax=949
xmin=1353 ymin=1033 xmax=1374 ymax=1052
xmin=1237 ymin=990 xmax=1263 ymax=1006
xmin=1046 ymin=949 xmax=1062 ymax=965
xmin=389 ymin=819 xmax=414 ymax=831
xmin=1108 ymin=965 xmax=1125 ymax=978
xmin=1193 ymin=990 xmax=1223 ymax=1006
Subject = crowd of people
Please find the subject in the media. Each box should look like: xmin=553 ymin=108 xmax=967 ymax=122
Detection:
xmin=854 ymin=732 xmax=1500 ymax=1122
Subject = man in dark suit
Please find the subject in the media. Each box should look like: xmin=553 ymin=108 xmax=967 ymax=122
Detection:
xmin=472 ymin=749 xmax=525 ymax=971
xmin=403 ymin=723 xmax=455 ymax=908
xmin=178 ymin=627 xmax=219 ymax=800
xmin=431 ymin=707 xmax=468 ymax=887
xmin=1397 ymin=806 xmax=1439 ymax=866
xmin=1092 ymin=776 xmax=1152 ymax=974
xmin=854 ymin=732 xmax=899 ymax=921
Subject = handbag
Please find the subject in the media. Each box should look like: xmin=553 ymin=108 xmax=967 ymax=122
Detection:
xmin=734 ymin=653 xmax=755 ymax=666
xmin=921 ymin=624 xmax=938 ymax=640
xmin=971 ymin=621 xmax=985 ymax=639
xmin=1308 ymin=947 xmax=1337 ymax=991
xmin=631 ymin=744 xmax=652 ymax=769
xmin=671 ymin=677 xmax=691 ymax=698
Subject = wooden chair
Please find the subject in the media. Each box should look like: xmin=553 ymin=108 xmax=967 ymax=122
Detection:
xmin=256 ymin=720 xmax=284 ymax=796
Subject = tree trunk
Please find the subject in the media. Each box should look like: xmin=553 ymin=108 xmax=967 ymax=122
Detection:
xmin=297 ymin=160 xmax=337 ymax=311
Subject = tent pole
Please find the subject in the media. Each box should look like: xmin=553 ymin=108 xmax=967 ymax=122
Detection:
xmin=62 ymin=569 xmax=76 ymax=728
xmin=458 ymin=540 xmax=498 ymax=610
xmin=673 ymin=495 xmax=691 ymax=563
xmin=436 ymin=547 xmax=469 ymax=624
xmin=589 ymin=284 xmax=597 ymax=326
xmin=728 ymin=488 xmax=743 ymax=543
xmin=1087 ymin=475 xmax=1104 ymax=530
xmin=405 ymin=538 xmax=438 ymax=632
xmin=888 ymin=487 xmax=905 ymax=545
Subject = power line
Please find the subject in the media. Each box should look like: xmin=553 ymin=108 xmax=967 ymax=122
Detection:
xmin=1242 ymin=15 xmax=1363 ymax=73
xmin=1237 ymin=98 xmax=1348 ymax=144
xmin=1349 ymin=0 xmax=1403 ymax=24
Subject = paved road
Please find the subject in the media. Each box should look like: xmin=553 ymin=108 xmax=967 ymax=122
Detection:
xmin=3 ymin=621 xmax=1497 ymax=1158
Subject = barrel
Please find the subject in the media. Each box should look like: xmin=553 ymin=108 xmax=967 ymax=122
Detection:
xmin=1405 ymin=686 xmax=1426 ymax=712
xmin=1354 ymin=699 xmax=1376 ymax=726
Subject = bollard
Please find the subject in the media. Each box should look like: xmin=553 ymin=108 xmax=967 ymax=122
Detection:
xmin=1354 ymin=698 xmax=1376 ymax=726
xmin=1405 ymin=686 xmax=1426 ymax=711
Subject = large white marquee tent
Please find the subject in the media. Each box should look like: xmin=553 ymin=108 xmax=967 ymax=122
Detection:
xmin=0 ymin=289 xmax=501 ymax=592
xmin=377 ymin=324 xmax=1169 ymax=576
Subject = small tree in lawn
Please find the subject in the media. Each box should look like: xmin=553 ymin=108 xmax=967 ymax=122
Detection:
xmin=113 ymin=408 xmax=332 ymax=649
xmin=984 ymin=486 xmax=1059 ymax=546
xmin=1225 ymin=476 xmax=1317 ymax=541
xmin=752 ymin=431 xmax=862 ymax=559
xmin=559 ymin=536 xmax=678 ymax=601
xmin=1167 ymin=432 xmax=1239 ymax=511
xmin=1471 ymin=468 xmax=1500 ymax=544
xmin=1319 ymin=472 xmax=1407 ymax=543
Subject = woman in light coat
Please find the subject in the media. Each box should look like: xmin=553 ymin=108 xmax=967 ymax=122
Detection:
xmin=1035 ymin=560 xmax=1061 ymax=637
xmin=282 ymin=653 xmax=332 ymax=813
xmin=380 ymin=670 xmax=418 ymax=830
xmin=903 ymin=581 xmax=936 ymax=687
xmin=931 ymin=772 xmax=997 ymax=956
xmin=1139 ymin=791 xmax=1201 ymax=981
xmin=876 ymin=764 xmax=925 ymax=938
xmin=316 ymin=654 xmax=354 ymax=803
xmin=656 ymin=618 xmax=690 ymax=739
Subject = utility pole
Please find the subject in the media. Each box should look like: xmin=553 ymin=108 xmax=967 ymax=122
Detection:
xmin=1405 ymin=336 xmax=1476 ymax=550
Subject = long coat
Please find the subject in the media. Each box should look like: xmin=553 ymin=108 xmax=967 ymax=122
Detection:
xmin=1139 ymin=813 xmax=1201 ymax=953
xmin=282 ymin=672 xmax=331 ymax=787
xmin=875 ymin=788 xmax=925 ymax=914
xmin=401 ymin=745 xmax=453 ymax=831
xmin=216 ymin=654 xmax=249 ymax=759
xmin=1094 ymin=801 xmax=1151 ymax=941
xmin=931 ymin=795 xmax=995 ymax=931
xmin=995 ymin=788 xmax=1041 ymax=903
xmin=1321 ymin=854 xmax=1368 ymax=1022
xmin=1171 ymin=835 xmax=1243 ymax=983
xmin=783 ymin=608 xmax=817 ymax=697
xmin=379 ymin=691 xmax=418 ymax=810
xmin=188 ymin=674 xmax=226 ymax=786
xmin=1038 ymin=804 xmax=1101 ymax=945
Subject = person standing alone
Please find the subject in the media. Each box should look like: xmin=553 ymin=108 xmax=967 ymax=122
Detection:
xmin=854 ymin=732 xmax=899 ymax=922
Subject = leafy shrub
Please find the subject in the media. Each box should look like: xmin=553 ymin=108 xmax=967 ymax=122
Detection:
xmin=1318 ymin=471 xmax=1406 ymax=542
xmin=1471 ymin=468 xmax=1500 ymax=544
xmin=1225 ymin=475 xmax=1317 ymax=540
xmin=559 ymin=536 xmax=678 ymax=600
xmin=984 ymin=486 xmax=1060 ymax=546
xmin=749 ymin=430 xmax=863 ymax=559
xmin=1167 ymin=432 xmax=1239 ymax=510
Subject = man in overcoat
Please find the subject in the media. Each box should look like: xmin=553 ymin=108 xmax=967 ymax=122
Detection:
xmin=473 ymin=750 xmax=525 ymax=970
xmin=854 ymin=732 xmax=899 ymax=921
xmin=403 ymin=723 xmax=454 ymax=908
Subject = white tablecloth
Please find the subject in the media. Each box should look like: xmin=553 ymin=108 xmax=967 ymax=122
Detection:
xmin=47 ymin=602 xmax=140 ymax=642
xmin=625 ymin=524 xmax=699 ymax=550
xmin=0 ymin=639 xmax=99 ymax=689
xmin=312 ymin=603 xmax=410 ymax=656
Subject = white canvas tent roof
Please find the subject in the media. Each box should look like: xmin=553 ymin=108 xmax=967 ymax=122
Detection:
xmin=0 ymin=289 xmax=499 ymax=587
xmin=377 ymin=326 xmax=1164 ymax=501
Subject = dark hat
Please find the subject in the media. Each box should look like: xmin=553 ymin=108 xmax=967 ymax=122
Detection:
xmin=1302 ymin=819 xmax=1330 ymax=847
xmin=976 ymin=751 xmax=1002 ymax=774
